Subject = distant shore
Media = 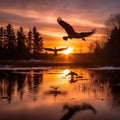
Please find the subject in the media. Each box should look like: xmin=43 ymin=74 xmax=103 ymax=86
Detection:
xmin=0 ymin=53 xmax=120 ymax=67
xmin=0 ymin=58 xmax=120 ymax=67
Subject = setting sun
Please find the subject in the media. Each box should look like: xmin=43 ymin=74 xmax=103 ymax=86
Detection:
xmin=63 ymin=47 xmax=73 ymax=55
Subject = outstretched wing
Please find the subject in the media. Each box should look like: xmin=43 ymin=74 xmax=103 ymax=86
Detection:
xmin=57 ymin=17 xmax=76 ymax=36
xmin=44 ymin=48 xmax=54 ymax=51
xmin=56 ymin=47 xmax=68 ymax=51
xmin=79 ymin=28 xmax=96 ymax=37
xmin=66 ymin=71 xmax=78 ymax=76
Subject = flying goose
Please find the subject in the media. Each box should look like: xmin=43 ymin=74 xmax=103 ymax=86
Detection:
xmin=57 ymin=17 xmax=96 ymax=41
xmin=44 ymin=47 xmax=68 ymax=56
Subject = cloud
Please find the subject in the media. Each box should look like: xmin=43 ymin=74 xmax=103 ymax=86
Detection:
xmin=1 ymin=0 xmax=120 ymax=26
xmin=0 ymin=0 xmax=120 ymax=50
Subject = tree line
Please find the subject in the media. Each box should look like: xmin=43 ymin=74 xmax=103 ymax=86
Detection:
xmin=0 ymin=24 xmax=43 ymax=59
xmin=0 ymin=13 xmax=120 ymax=60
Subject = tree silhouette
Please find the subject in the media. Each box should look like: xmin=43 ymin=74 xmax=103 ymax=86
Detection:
xmin=16 ymin=27 xmax=29 ymax=59
xmin=5 ymin=24 xmax=16 ymax=58
xmin=0 ymin=27 xmax=7 ymax=58
xmin=93 ymin=13 xmax=120 ymax=58
xmin=103 ymin=13 xmax=120 ymax=57
xmin=27 ymin=29 xmax=33 ymax=53
xmin=0 ymin=24 xmax=44 ymax=59
xmin=93 ymin=41 xmax=104 ymax=55
xmin=32 ymin=26 xmax=43 ymax=54
xmin=0 ymin=27 xmax=4 ymax=38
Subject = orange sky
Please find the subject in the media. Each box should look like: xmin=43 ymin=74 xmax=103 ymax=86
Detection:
xmin=0 ymin=0 xmax=120 ymax=53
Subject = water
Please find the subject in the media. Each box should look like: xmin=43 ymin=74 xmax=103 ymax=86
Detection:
xmin=0 ymin=67 xmax=120 ymax=120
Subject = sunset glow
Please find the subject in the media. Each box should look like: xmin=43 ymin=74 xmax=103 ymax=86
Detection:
xmin=0 ymin=1 xmax=120 ymax=120
xmin=62 ymin=47 xmax=73 ymax=55
xmin=0 ymin=0 xmax=120 ymax=53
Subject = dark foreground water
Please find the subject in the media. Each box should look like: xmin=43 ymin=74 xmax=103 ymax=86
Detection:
xmin=0 ymin=67 xmax=120 ymax=120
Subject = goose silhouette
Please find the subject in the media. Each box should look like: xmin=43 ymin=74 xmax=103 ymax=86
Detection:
xmin=44 ymin=47 xmax=68 ymax=56
xmin=60 ymin=103 xmax=96 ymax=120
xmin=45 ymin=86 xmax=67 ymax=98
xmin=66 ymin=71 xmax=78 ymax=78
xmin=57 ymin=17 xmax=96 ymax=41
xmin=66 ymin=71 xmax=78 ymax=82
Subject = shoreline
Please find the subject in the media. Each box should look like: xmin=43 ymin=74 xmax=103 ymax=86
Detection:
xmin=1 ymin=53 xmax=120 ymax=67
xmin=0 ymin=59 xmax=120 ymax=68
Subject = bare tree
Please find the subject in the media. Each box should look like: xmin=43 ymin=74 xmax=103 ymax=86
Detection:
xmin=103 ymin=13 xmax=120 ymax=57
xmin=105 ymin=13 xmax=120 ymax=38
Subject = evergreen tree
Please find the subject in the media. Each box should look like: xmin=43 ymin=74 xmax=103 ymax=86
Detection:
xmin=0 ymin=27 xmax=4 ymax=48
xmin=16 ymin=27 xmax=29 ymax=58
xmin=27 ymin=29 xmax=33 ymax=53
xmin=32 ymin=26 xmax=43 ymax=54
xmin=0 ymin=27 xmax=4 ymax=38
xmin=0 ymin=27 xmax=8 ymax=59
xmin=5 ymin=24 xmax=16 ymax=58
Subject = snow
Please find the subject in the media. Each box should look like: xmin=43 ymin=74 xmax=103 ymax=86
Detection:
xmin=0 ymin=65 xmax=120 ymax=71
xmin=87 ymin=66 xmax=120 ymax=70
xmin=0 ymin=66 xmax=52 ymax=71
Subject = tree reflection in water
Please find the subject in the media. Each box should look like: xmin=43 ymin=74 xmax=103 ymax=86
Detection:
xmin=0 ymin=70 xmax=43 ymax=103
xmin=0 ymin=68 xmax=120 ymax=120
xmin=0 ymin=69 xmax=120 ymax=105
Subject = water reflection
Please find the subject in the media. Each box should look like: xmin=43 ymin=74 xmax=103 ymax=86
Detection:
xmin=0 ymin=70 xmax=43 ymax=103
xmin=0 ymin=68 xmax=120 ymax=120
xmin=45 ymin=86 xmax=67 ymax=98
xmin=60 ymin=103 xmax=96 ymax=120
